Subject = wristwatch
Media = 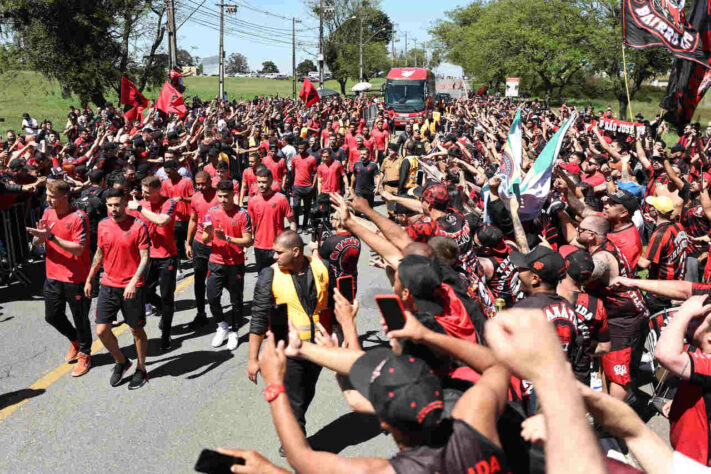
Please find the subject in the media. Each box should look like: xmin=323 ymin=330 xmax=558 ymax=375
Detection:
xmin=47 ymin=233 xmax=56 ymax=242
xmin=136 ymin=205 xmax=143 ymax=213
xmin=263 ymin=383 xmax=286 ymax=402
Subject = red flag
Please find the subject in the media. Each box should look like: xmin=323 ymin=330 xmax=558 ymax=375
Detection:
xmin=155 ymin=81 xmax=187 ymax=118
xmin=120 ymin=76 xmax=149 ymax=108
xmin=299 ymin=78 xmax=320 ymax=107
xmin=124 ymin=105 xmax=145 ymax=124
xmin=476 ymin=84 xmax=488 ymax=97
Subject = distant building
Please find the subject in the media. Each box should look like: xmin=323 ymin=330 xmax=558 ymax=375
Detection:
xmin=200 ymin=55 xmax=220 ymax=76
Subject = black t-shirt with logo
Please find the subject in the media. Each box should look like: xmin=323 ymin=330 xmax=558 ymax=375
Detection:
xmin=514 ymin=292 xmax=580 ymax=362
xmin=389 ymin=419 xmax=511 ymax=474
xmin=353 ymin=160 xmax=379 ymax=194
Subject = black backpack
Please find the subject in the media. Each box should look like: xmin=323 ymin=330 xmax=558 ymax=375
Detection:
xmin=73 ymin=187 xmax=106 ymax=229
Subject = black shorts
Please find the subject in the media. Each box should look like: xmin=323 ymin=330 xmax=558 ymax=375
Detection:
xmin=95 ymin=284 xmax=146 ymax=329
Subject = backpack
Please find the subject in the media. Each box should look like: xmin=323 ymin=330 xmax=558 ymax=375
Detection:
xmin=73 ymin=187 xmax=106 ymax=230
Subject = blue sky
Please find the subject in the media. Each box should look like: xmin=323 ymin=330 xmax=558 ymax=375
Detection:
xmin=174 ymin=0 xmax=465 ymax=75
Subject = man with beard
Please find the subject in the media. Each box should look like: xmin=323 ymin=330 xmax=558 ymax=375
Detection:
xmin=576 ymin=215 xmax=648 ymax=400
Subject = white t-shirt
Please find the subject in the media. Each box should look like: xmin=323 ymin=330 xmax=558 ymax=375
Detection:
xmin=22 ymin=118 xmax=38 ymax=135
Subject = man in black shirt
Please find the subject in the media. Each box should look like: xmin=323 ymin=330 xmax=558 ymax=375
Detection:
xmin=510 ymin=246 xmax=580 ymax=360
xmin=350 ymin=148 xmax=381 ymax=207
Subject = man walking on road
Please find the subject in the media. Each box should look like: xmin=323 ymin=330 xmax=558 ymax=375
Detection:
xmin=248 ymin=230 xmax=335 ymax=447
xmin=85 ymin=189 xmax=151 ymax=390
xmin=128 ymin=175 xmax=178 ymax=351
xmin=27 ymin=180 xmax=92 ymax=377
xmin=248 ymin=167 xmax=295 ymax=273
xmin=186 ymin=171 xmax=218 ymax=329
xmin=203 ymin=180 xmax=253 ymax=350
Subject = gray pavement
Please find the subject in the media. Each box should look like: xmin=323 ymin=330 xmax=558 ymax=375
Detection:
xmin=0 ymin=243 xmax=397 ymax=473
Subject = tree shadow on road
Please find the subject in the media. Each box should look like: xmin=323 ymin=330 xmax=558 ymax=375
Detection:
xmin=0 ymin=388 xmax=45 ymax=410
xmin=307 ymin=412 xmax=382 ymax=454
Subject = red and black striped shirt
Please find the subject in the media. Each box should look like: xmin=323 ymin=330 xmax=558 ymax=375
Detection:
xmin=643 ymin=222 xmax=690 ymax=281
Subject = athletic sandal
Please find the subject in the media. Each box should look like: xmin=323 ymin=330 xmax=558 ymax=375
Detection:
xmin=110 ymin=360 xmax=133 ymax=387
xmin=72 ymin=353 xmax=91 ymax=377
xmin=64 ymin=340 xmax=79 ymax=362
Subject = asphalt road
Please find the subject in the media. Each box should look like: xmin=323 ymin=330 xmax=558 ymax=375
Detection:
xmin=0 ymin=241 xmax=397 ymax=473
xmin=0 ymin=234 xmax=673 ymax=473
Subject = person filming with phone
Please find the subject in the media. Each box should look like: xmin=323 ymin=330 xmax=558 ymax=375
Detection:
xmin=248 ymin=230 xmax=336 ymax=455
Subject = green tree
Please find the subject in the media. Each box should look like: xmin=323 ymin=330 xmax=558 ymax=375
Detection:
xmin=177 ymin=48 xmax=195 ymax=67
xmin=1 ymin=0 xmax=166 ymax=105
xmin=431 ymin=0 xmax=596 ymax=98
xmin=578 ymin=0 xmax=671 ymax=119
xmin=226 ymin=53 xmax=249 ymax=74
xmin=314 ymin=0 xmax=393 ymax=93
xmin=296 ymin=59 xmax=317 ymax=76
xmin=260 ymin=61 xmax=279 ymax=74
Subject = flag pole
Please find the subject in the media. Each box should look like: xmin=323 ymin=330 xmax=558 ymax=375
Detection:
xmin=622 ymin=43 xmax=634 ymax=120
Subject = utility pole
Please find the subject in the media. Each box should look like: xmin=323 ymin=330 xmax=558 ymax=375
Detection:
xmin=219 ymin=3 xmax=225 ymax=100
xmin=404 ymin=32 xmax=408 ymax=67
xmin=166 ymin=0 xmax=178 ymax=69
xmin=412 ymin=39 xmax=417 ymax=67
xmin=218 ymin=4 xmax=237 ymax=101
xmin=292 ymin=17 xmax=297 ymax=99
xmin=358 ymin=14 xmax=363 ymax=82
xmin=319 ymin=0 xmax=324 ymax=87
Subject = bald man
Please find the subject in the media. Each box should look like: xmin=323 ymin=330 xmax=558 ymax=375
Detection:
xmin=576 ymin=216 xmax=648 ymax=400
xmin=248 ymin=230 xmax=336 ymax=448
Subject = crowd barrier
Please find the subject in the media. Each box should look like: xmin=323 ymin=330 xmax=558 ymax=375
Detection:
xmin=0 ymin=197 xmax=33 ymax=286
xmin=363 ymin=104 xmax=380 ymax=129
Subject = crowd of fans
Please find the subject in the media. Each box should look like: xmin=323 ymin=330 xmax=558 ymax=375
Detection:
xmin=5 ymin=87 xmax=711 ymax=472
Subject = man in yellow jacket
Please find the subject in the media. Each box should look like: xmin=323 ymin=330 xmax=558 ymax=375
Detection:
xmin=248 ymin=230 xmax=335 ymax=444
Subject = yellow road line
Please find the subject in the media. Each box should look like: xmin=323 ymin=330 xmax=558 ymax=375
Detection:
xmin=0 ymin=275 xmax=196 ymax=422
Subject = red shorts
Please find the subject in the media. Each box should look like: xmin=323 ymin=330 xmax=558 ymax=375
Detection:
xmin=602 ymin=347 xmax=632 ymax=387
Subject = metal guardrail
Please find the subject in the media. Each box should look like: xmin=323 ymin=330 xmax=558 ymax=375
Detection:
xmin=363 ymin=104 xmax=380 ymax=129
xmin=0 ymin=198 xmax=33 ymax=285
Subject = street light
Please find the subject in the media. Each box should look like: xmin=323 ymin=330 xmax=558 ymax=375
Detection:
xmin=343 ymin=13 xmax=388 ymax=82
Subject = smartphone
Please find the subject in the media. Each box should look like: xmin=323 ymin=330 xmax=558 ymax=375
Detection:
xmin=375 ymin=294 xmax=406 ymax=331
xmin=337 ymin=275 xmax=354 ymax=304
xmin=203 ymin=214 xmax=212 ymax=228
xmin=416 ymin=170 xmax=425 ymax=186
xmin=194 ymin=449 xmax=244 ymax=473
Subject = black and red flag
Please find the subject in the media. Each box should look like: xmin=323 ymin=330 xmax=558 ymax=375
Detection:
xmin=623 ymin=0 xmax=707 ymax=66
xmin=120 ymin=76 xmax=149 ymax=108
xmin=299 ymin=78 xmax=320 ymax=107
xmin=661 ymin=0 xmax=711 ymax=129
xmin=155 ymin=80 xmax=187 ymax=118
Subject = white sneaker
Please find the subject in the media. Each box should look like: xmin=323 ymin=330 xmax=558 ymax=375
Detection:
xmin=226 ymin=331 xmax=239 ymax=350
xmin=211 ymin=326 xmax=229 ymax=347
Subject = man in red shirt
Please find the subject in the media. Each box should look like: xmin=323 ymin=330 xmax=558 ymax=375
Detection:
xmin=291 ymin=139 xmax=318 ymax=232
xmin=370 ymin=118 xmax=390 ymax=164
xmin=186 ymin=171 xmax=218 ymax=329
xmin=26 ymin=180 xmax=92 ymax=377
xmin=203 ymin=180 xmax=253 ymax=351
xmin=317 ymin=149 xmax=346 ymax=195
xmin=248 ymin=167 xmax=295 ymax=273
xmin=85 ymin=188 xmax=151 ymax=390
xmin=262 ymin=143 xmax=288 ymax=191
xmin=603 ymin=189 xmax=643 ymax=270
xmin=580 ymin=156 xmax=606 ymax=188
xmin=160 ymin=160 xmax=194 ymax=267
xmin=239 ymin=153 xmax=260 ymax=207
xmin=211 ymin=161 xmax=239 ymax=195
xmin=128 ymin=176 xmax=178 ymax=351
xmin=655 ymin=295 xmax=711 ymax=466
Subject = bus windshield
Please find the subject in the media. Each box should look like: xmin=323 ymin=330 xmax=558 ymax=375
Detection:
xmin=385 ymin=79 xmax=425 ymax=112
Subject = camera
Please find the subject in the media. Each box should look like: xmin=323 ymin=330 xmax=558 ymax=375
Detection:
xmin=309 ymin=193 xmax=334 ymax=244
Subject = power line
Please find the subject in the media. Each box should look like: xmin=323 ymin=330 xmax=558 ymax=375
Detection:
xmin=180 ymin=0 xmax=317 ymax=34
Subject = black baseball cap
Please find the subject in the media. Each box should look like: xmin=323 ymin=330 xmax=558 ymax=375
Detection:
xmin=388 ymin=142 xmax=400 ymax=152
xmin=606 ymin=189 xmax=639 ymax=213
xmin=8 ymin=158 xmax=24 ymax=170
xmin=509 ymin=246 xmax=566 ymax=284
xmin=349 ymin=348 xmax=444 ymax=432
xmin=163 ymin=160 xmax=178 ymax=170
xmin=562 ymin=248 xmax=594 ymax=282
xmin=397 ymin=255 xmax=444 ymax=315
xmin=476 ymin=224 xmax=503 ymax=249
xmin=671 ymin=143 xmax=685 ymax=154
